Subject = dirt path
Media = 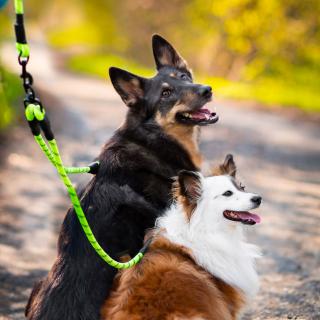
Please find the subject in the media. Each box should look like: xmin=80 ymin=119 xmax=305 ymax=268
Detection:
xmin=1 ymin=41 xmax=320 ymax=320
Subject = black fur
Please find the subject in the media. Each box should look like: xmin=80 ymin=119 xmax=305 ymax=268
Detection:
xmin=26 ymin=35 xmax=214 ymax=320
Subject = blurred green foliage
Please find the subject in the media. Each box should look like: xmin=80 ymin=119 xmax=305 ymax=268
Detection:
xmin=1 ymin=0 xmax=319 ymax=112
xmin=0 ymin=67 xmax=22 ymax=131
xmin=68 ymin=54 xmax=154 ymax=79
xmin=68 ymin=54 xmax=320 ymax=112
xmin=48 ymin=0 xmax=320 ymax=112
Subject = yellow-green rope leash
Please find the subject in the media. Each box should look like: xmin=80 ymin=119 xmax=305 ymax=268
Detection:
xmin=14 ymin=0 xmax=30 ymax=58
xmin=14 ymin=0 xmax=148 ymax=269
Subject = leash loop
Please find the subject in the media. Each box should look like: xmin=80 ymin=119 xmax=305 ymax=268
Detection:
xmin=18 ymin=54 xmax=29 ymax=65
xmin=12 ymin=0 xmax=148 ymax=269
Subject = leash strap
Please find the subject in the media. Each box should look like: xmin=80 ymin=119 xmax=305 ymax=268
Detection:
xmin=13 ymin=0 xmax=147 ymax=269
xmin=14 ymin=0 xmax=30 ymax=58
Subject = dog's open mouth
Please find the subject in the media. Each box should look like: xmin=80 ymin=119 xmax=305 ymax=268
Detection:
xmin=223 ymin=210 xmax=261 ymax=225
xmin=176 ymin=107 xmax=218 ymax=126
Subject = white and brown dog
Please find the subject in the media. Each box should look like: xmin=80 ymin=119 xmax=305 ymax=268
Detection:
xmin=102 ymin=155 xmax=262 ymax=320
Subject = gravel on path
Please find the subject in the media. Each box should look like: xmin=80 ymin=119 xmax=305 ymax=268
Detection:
xmin=0 ymin=41 xmax=319 ymax=319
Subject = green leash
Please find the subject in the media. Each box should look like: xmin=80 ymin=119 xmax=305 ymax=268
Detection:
xmin=13 ymin=0 xmax=148 ymax=269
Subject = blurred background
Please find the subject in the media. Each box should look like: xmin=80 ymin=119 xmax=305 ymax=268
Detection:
xmin=1 ymin=0 xmax=320 ymax=125
xmin=0 ymin=1 xmax=319 ymax=319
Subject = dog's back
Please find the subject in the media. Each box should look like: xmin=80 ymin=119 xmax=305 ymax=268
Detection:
xmin=101 ymin=235 xmax=245 ymax=320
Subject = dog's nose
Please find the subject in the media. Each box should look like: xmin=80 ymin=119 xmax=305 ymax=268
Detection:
xmin=198 ymin=86 xmax=212 ymax=99
xmin=251 ymin=196 xmax=262 ymax=206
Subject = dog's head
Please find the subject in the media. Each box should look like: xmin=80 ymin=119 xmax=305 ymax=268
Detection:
xmin=109 ymin=35 xmax=218 ymax=128
xmin=175 ymin=155 xmax=262 ymax=231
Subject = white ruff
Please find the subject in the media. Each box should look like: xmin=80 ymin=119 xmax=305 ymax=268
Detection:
xmin=156 ymin=201 xmax=261 ymax=299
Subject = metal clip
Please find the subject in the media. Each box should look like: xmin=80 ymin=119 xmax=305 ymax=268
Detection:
xmin=18 ymin=54 xmax=35 ymax=99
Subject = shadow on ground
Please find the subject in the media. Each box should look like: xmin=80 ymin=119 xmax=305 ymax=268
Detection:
xmin=1 ymin=41 xmax=320 ymax=319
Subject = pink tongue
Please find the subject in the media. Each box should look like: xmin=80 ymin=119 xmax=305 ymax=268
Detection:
xmin=238 ymin=212 xmax=261 ymax=224
xmin=191 ymin=108 xmax=211 ymax=120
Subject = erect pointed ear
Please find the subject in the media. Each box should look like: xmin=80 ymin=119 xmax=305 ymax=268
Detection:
xmin=152 ymin=34 xmax=190 ymax=73
xmin=109 ymin=67 xmax=146 ymax=107
xmin=177 ymin=170 xmax=202 ymax=204
xmin=212 ymin=154 xmax=237 ymax=177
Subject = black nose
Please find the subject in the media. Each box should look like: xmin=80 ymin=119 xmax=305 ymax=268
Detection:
xmin=198 ymin=86 xmax=212 ymax=99
xmin=251 ymin=196 xmax=262 ymax=206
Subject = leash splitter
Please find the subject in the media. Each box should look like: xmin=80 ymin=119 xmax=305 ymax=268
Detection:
xmin=13 ymin=0 xmax=149 ymax=269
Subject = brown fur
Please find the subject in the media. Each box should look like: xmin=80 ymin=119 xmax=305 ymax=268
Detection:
xmin=117 ymin=78 xmax=144 ymax=106
xmin=172 ymin=180 xmax=196 ymax=220
xmin=101 ymin=235 xmax=245 ymax=320
xmin=174 ymin=190 xmax=196 ymax=221
xmin=172 ymin=171 xmax=201 ymax=221
xmin=156 ymin=107 xmax=202 ymax=168
xmin=156 ymin=47 xmax=189 ymax=71
xmin=211 ymin=154 xmax=237 ymax=177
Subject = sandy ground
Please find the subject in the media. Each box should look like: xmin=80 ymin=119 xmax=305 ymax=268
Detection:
xmin=0 ymin=41 xmax=320 ymax=319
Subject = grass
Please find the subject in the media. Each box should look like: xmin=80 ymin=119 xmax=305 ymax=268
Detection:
xmin=67 ymin=53 xmax=320 ymax=113
xmin=0 ymin=67 xmax=23 ymax=131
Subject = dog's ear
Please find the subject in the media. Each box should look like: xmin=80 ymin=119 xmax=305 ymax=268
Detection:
xmin=109 ymin=67 xmax=146 ymax=107
xmin=152 ymin=34 xmax=190 ymax=74
xmin=212 ymin=154 xmax=237 ymax=177
xmin=177 ymin=170 xmax=202 ymax=204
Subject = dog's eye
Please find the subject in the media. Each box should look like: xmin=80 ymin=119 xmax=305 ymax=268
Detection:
xmin=223 ymin=191 xmax=233 ymax=197
xmin=161 ymin=89 xmax=172 ymax=98
xmin=180 ymin=74 xmax=188 ymax=80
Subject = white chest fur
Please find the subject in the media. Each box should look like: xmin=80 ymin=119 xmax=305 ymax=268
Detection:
xmin=156 ymin=205 xmax=261 ymax=299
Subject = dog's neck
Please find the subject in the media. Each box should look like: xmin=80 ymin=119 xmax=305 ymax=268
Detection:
xmin=156 ymin=204 xmax=261 ymax=299
xmin=160 ymin=122 xmax=202 ymax=168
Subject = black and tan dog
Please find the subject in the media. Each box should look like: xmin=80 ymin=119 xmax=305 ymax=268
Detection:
xmin=25 ymin=35 xmax=218 ymax=320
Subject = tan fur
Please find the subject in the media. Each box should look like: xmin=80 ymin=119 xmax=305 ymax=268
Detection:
xmin=172 ymin=181 xmax=196 ymax=221
xmin=101 ymin=235 xmax=245 ymax=320
xmin=156 ymin=106 xmax=202 ymax=168
xmin=172 ymin=173 xmax=201 ymax=221
xmin=119 ymin=254 xmax=132 ymax=263
xmin=118 ymin=78 xmax=143 ymax=106
xmin=211 ymin=154 xmax=236 ymax=177
xmin=158 ymin=50 xmax=189 ymax=71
